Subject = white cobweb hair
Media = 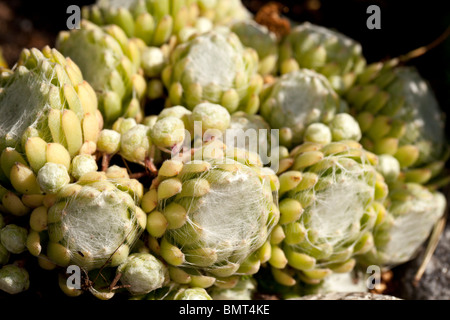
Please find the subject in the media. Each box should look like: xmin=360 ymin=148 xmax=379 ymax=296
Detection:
xmin=0 ymin=62 xmax=59 ymax=150
xmin=180 ymin=29 xmax=254 ymax=106
xmin=162 ymin=158 xmax=275 ymax=273
xmin=288 ymin=154 xmax=376 ymax=267
xmin=55 ymin=181 xmax=143 ymax=270
xmin=377 ymin=185 xmax=446 ymax=266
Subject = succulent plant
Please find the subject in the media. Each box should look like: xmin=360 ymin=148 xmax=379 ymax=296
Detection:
xmin=230 ymin=20 xmax=279 ymax=75
xmin=119 ymin=124 xmax=153 ymax=165
xmin=173 ymin=287 xmax=212 ymax=300
xmin=83 ymin=0 xmax=200 ymax=46
xmin=0 ymin=46 xmax=102 ymax=213
xmin=142 ymin=141 xmax=278 ymax=288
xmin=0 ymin=264 xmax=30 ymax=294
xmin=29 ymin=169 xmax=146 ymax=271
xmin=70 ymin=154 xmax=99 ymax=181
xmin=151 ymin=102 xmax=232 ymax=155
xmin=346 ymin=63 xmax=447 ymax=179
xmin=0 ymin=243 xmax=9 ymax=266
xmin=269 ymin=140 xmax=388 ymax=285
xmin=97 ymin=116 xmax=165 ymax=173
xmin=117 ymin=252 xmax=168 ymax=295
xmin=0 ymin=224 xmax=28 ymax=255
xmin=224 ymin=111 xmax=275 ymax=167
xmin=197 ymin=0 xmax=252 ymax=26
xmin=209 ymin=276 xmax=257 ymax=300
xmin=359 ymin=182 xmax=446 ymax=267
xmin=0 ymin=0 xmax=449 ymax=301
xmin=279 ymin=22 xmax=366 ymax=94
xmin=57 ymin=20 xmax=146 ymax=126
xmin=296 ymin=270 xmax=368 ymax=298
xmin=162 ymin=29 xmax=263 ymax=114
xmin=301 ymin=113 xmax=362 ymax=147
xmin=150 ymin=108 xmax=191 ymax=153
xmin=37 ymin=162 xmax=71 ymax=194
xmin=375 ymin=154 xmax=401 ymax=184
xmin=259 ymin=69 xmax=342 ymax=148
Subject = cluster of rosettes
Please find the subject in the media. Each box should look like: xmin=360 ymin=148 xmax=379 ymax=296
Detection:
xmin=0 ymin=0 xmax=448 ymax=301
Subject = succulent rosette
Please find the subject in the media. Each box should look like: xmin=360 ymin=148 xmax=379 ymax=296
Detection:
xmin=57 ymin=20 xmax=147 ymax=126
xmin=259 ymin=69 xmax=342 ymax=148
xmin=117 ymin=252 xmax=169 ymax=295
xmin=269 ymin=140 xmax=388 ymax=285
xmin=279 ymin=22 xmax=366 ymax=94
xmin=359 ymin=182 xmax=446 ymax=267
xmin=0 ymin=264 xmax=30 ymax=295
xmin=0 ymin=46 xmax=102 ymax=216
xmin=346 ymin=63 xmax=448 ymax=184
xmin=230 ymin=19 xmax=279 ymax=76
xmin=83 ymin=0 xmax=200 ymax=46
xmin=142 ymin=140 xmax=278 ymax=289
xmin=162 ymin=29 xmax=263 ymax=114
xmin=27 ymin=169 xmax=146 ymax=272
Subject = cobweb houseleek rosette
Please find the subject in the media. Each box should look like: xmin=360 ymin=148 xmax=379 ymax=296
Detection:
xmin=230 ymin=19 xmax=279 ymax=76
xmin=83 ymin=0 xmax=200 ymax=47
xmin=162 ymin=29 xmax=263 ymax=114
xmin=116 ymin=252 xmax=169 ymax=296
xmin=26 ymin=169 xmax=146 ymax=272
xmin=268 ymin=141 xmax=388 ymax=286
xmin=359 ymin=182 xmax=446 ymax=268
xmin=57 ymin=20 xmax=147 ymax=127
xmin=346 ymin=63 xmax=448 ymax=182
xmin=142 ymin=141 xmax=279 ymax=289
xmin=279 ymin=22 xmax=366 ymax=94
xmin=0 ymin=264 xmax=30 ymax=295
xmin=259 ymin=69 xmax=342 ymax=148
xmin=0 ymin=47 xmax=102 ymax=215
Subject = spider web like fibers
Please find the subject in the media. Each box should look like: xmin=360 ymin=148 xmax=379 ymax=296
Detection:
xmin=58 ymin=29 xmax=122 ymax=95
xmin=60 ymin=185 xmax=142 ymax=269
xmin=0 ymin=66 xmax=58 ymax=149
xmin=292 ymin=157 xmax=374 ymax=259
xmin=381 ymin=190 xmax=446 ymax=266
xmin=269 ymin=70 xmax=337 ymax=134
xmin=168 ymin=163 xmax=272 ymax=266
xmin=184 ymin=32 xmax=245 ymax=101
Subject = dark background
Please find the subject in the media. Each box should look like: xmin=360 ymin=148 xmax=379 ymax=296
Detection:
xmin=0 ymin=0 xmax=449 ymax=300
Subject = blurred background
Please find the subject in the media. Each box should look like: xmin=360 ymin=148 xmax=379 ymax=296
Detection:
xmin=0 ymin=0 xmax=449 ymax=300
